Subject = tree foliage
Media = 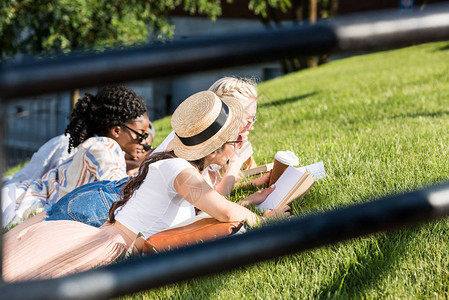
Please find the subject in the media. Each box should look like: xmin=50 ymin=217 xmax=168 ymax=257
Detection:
xmin=0 ymin=0 xmax=290 ymax=62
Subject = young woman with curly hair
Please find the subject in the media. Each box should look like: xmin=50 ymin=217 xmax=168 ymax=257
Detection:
xmin=1 ymin=85 xmax=149 ymax=229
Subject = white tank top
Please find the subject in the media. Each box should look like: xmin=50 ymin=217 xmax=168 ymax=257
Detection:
xmin=151 ymin=130 xmax=218 ymax=188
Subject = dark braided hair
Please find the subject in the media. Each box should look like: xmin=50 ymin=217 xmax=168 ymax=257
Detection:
xmin=65 ymin=85 xmax=147 ymax=153
xmin=108 ymin=151 xmax=207 ymax=223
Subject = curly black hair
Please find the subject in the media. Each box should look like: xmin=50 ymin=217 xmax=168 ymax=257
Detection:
xmin=65 ymin=85 xmax=147 ymax=153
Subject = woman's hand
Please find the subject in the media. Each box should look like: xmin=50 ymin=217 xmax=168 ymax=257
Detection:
xmin=239 ymin=184 xmax=275 ymax=207
xmin=251 ymin=170 xmax=272 ymax=187
xmin=226 ymin=141 xmax=253 ymax=174
xmin=262 ymin=205 xmax=291 ymax=220
xmin=235 ymin=141 xmax=253 ymax=164
xmin=175 ymin=168 xmax=270 ymax=227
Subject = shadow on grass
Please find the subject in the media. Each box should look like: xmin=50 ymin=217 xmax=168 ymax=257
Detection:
xmin=259 ymin=91 xmax=319 ymax=109
xmin=436 ymin=43 xmax=449 ymax=52
xmin=317 ymin=228 xmax=417 ymax=298
xmin=390 ymin=110 xmax=449 ymax=120
xmin=344 ymin=109 xmax=449 ymax=126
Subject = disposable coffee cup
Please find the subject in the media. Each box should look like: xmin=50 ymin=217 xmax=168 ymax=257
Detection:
xmin=269 ymin=151 xmax=299 ymax=186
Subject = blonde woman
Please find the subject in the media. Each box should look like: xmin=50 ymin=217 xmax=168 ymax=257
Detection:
xmin=154 ymin=77 xmax=267 ymax=196
xmin=208 ymin=76 xmax=263 ymax=194
xmin=3 ymin=91 xmax=289 ymax=282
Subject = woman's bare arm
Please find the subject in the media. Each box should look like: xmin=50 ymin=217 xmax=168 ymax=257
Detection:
xmin=174 ymin=168 xmax=264 ymax=226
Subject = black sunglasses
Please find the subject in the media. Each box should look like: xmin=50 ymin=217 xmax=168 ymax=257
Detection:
xmin=122 ymin=124 xmax=149 ymax=141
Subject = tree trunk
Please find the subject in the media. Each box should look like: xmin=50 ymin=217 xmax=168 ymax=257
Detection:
xmin=308 ymin=0 xmax=318 ymax=68
xmin=309 ymin=0 xmax=317 ymax=23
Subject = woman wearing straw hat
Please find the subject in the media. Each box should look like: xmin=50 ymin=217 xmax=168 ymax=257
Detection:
xmin=2 ymin=91 xmax=290 ymax=282
xmin=154 ymin=76 xmax=269 ymax=196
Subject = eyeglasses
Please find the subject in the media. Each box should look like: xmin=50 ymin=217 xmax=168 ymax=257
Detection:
xmin=245 ymin=116 xmax=257 ymax=129
xmin=122 ymin=124 xmax=149 ymax=142
xmin=225 ymin=140 xmax=243 ymax=145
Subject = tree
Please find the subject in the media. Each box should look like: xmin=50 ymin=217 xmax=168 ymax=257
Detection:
xmin=0 ymin=0 xmax=291 ymax=62
xmin=259 ymin=0 xmax=339 ymax=73
xmin=0 ymin=0 xmax=290 ymax=109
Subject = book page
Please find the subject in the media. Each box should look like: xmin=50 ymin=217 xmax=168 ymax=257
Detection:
xmin=297 ymin=161 xmax=326 ymax=180
xmin=257 ymin=166 xmax=305 ymax=211
xmin=277 ymin=173 xmax=314 ymax=209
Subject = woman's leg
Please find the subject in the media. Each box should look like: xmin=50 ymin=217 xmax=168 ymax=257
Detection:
xmin=3 ymin=220 xmax=133 ymax=282
xmin=4 ymin=211 xmax=47 ymax=234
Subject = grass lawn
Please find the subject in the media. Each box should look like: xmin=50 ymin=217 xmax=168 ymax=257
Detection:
xmin=119 ymin=41 xmax=449 ymax=299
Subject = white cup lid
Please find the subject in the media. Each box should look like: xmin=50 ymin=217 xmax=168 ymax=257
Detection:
xmin=274 ymin=150 xmax=299 ymax=166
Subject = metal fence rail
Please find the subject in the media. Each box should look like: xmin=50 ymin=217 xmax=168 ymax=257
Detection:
xmin=1 ymin=3 xmax=449 ymax=101
xmin=1 ymin=3 xmax=449 ymax=299
xmin=2 ymin=181 xmax=449 ymax=300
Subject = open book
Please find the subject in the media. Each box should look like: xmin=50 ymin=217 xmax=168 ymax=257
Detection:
xmin=257 ymin=166 xmax=315 ymax=211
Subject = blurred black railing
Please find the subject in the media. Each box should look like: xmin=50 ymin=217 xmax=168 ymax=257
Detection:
xmin=1 ymin=3 xmax=449 ymax=299
xmin=2 ymin=4 xmax=449 ymax=101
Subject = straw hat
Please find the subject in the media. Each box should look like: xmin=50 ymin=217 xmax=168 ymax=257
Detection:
xmin=171 ymin=91 xmax=243 ymax=161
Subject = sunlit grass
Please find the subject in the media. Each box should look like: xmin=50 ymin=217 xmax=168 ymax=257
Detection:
xmin=122 ymin=41 xmax=449 ymax=299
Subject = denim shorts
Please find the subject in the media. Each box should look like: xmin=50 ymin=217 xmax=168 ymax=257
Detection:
xmin=45 ymin=177 xmax=129 ymax=227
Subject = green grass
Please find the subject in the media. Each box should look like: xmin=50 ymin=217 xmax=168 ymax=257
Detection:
xmin=119 ymin=41 xmax=449 ymax=299
xmin=4 ymin=160 xmax=28 ymax=177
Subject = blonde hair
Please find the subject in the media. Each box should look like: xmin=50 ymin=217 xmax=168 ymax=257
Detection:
xmin=208 ymin=77 xmax=258 ymax=104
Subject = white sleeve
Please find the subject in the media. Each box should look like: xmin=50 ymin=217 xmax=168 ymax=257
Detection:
xmin=158 ymin=158 xmax=196 ymax=191
xmin=151 ymin=131 xmax=175 ymax=155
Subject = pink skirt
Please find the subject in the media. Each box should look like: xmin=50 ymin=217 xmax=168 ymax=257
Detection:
xmin=2 ymin=220 xmax=133 ymax=282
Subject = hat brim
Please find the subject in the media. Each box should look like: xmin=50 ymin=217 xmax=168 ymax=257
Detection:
xmin=173 ymin=97 xmax=243 ymax=161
